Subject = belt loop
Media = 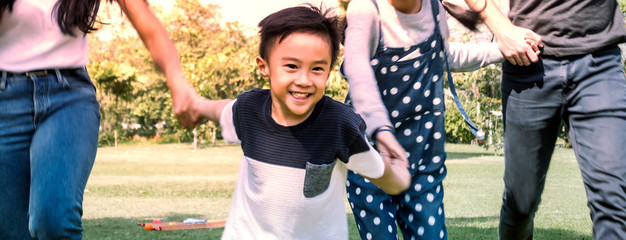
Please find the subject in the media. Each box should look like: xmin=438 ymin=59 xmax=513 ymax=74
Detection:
xmin=55 ymin=69 xmax=69 ymax=87
xmin=1 ymin=71 xmax=7 ymax=91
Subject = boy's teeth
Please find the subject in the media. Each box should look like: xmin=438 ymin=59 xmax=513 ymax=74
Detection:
xmin=292 ymin=92 xmax=308 ymax=98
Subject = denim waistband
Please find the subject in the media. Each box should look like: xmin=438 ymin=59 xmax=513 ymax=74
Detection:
xmin=0 ymin=68 xmax=84 ymax=77
xmin=0 ymin=68 xmax=86 ymax=91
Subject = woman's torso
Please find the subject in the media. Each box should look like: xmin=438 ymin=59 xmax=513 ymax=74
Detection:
xmin=0 ymin=0 xmax=87 ymax=72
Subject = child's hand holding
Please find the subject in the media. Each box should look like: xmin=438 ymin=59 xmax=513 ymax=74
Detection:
xmin=369 ymin=127 xmax=411 ymax=195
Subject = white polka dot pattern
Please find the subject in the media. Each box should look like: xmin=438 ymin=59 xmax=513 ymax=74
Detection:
xmin=428 ymin=216 xmax=435 ymax=226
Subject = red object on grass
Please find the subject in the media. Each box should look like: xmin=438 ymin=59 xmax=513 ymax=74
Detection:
xmin=138 ymin=220 xmax=226 ymax=231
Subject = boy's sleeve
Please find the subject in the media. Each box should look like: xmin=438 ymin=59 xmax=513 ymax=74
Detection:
xmin=344 ymin=135 xmax=385 ymax=179
xmin=219 ymin=99 xmax=240 ymax=144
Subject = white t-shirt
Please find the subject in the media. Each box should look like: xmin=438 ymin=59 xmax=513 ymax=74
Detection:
xmin=0 ymin=0 xmax=88 ymax=72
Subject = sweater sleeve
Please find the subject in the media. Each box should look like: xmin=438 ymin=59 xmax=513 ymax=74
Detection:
xmin=446 ymin=41 xmax=504 ymax=72
xmin=343 ymin=0 xmax=393 ymax=138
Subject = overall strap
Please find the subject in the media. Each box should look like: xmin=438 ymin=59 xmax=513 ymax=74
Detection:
xmin=434 ymin=0 xmax=485 ymax=140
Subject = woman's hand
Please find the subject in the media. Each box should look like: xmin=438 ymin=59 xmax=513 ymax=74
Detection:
xmin=375 ymin=128 xmax=409 ymax=169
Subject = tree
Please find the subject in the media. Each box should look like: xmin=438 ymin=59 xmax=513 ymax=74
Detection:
xmin=89 ymin=0 xmax=264 ymax=145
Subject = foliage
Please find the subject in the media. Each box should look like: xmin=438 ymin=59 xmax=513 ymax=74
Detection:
xmin=98 ymin=130 xmax=116 ymax=147
xmin=90 ymin=0 xmax=265 ymax=144
xmin=444 ymin=65 xmax=503 ymax=152
xmin=619 ymin=0 xmax=626 ymax=13
xmin=89 ymin=0 xmax=517 ymax=146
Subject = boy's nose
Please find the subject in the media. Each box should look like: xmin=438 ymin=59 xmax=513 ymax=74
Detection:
xmin=295 ymin=73 xmax=313 ymax=86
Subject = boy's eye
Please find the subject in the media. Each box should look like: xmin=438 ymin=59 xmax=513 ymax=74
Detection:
xmin=313 ymin=67 xmax=325 ymax=71
xmin=285 ymin=64 xmax=297 ymax=69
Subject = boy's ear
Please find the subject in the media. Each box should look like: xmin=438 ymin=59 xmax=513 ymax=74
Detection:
xmin=256 ymin=57 xmax=269 ymax=79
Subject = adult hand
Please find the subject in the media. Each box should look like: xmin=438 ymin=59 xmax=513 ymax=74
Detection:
xmin=375 ymin=129 xmax=409 ymax=169
xmin=168 ymin=77 xmax=203 ymax=129
xmin=495 ymin=24 xmax=543 ymax=66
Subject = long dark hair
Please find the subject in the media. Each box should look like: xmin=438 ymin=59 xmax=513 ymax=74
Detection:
xmin=440 ymin=0 xmax=485 ymax=32
xmin=0 ymin=0 xmax=113 ymax=36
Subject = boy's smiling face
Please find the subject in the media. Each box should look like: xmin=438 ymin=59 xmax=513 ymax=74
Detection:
xmin=256 ymin=32 xmax=332 ymax=126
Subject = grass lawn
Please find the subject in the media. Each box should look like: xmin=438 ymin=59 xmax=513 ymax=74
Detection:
xmin=82 ymin=143 xmax=592 ymax=239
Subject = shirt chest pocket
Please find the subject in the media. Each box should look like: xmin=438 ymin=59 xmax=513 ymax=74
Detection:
xmin=303 ymin=161 xmax=337 ymax=198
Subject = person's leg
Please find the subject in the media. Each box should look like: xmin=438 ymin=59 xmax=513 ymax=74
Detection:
xmin=347 ymin=170 xmax=400 ymax=240
xmin=28 ymin=69 xmax=100 ymax=239
xmin=498 ymin=59 xmax=563 ymax=239
xmin=396 ymin=176 xmax=447 ymax=240
xmin=396 ymin=113 xmax=447 ymax=240
xmin=0 ymin=75 xmax=36 ymax=239
xmin=565 ymin=47 xmax=626 ymax=239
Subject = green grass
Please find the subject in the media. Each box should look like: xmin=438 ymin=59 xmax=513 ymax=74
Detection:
xmin=83 ymin=143 xmax=592 ymax=239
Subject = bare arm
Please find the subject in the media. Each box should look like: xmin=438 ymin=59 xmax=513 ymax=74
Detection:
xmin=464 ymin=0 xmax=542 ymax=66
xmin=115 ymin=0 xmax=201 ymax=128
xmin=195 ymin=98 xmax=232 ymax=124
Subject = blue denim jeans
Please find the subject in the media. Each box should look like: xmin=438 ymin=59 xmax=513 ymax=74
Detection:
xmin=499 ymin=46 xmax=626 ymax=239
xmin=0 ymin=68 xmax=100 ymax=239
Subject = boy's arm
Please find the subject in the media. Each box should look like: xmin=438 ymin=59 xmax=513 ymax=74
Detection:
xmin=195 ymin=98 xmax=233 ymax=124
xmin=464 ymin=0 xmax=542 ymax=66
xmin=115 ymin=0 xmax=202 ymax=128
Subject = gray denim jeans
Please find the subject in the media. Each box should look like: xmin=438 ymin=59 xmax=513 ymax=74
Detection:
xmin=498 ymin=46 xmax=626 ymax=239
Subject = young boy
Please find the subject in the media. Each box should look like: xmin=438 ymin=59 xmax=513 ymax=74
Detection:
xmin=196 ymin=5 xmax=411 ymax=239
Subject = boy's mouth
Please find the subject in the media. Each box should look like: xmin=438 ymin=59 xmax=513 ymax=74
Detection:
xmin=290 ymin=92 xmax=310 ymax=100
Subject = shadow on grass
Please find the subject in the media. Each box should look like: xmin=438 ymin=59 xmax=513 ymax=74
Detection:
xmin=446 ymin=216 xmax=591 ymax=240
xmin=83 ymin=213 xmax=224 ymax=240
xmin=446 ymin=151 xmax=494 ymax=160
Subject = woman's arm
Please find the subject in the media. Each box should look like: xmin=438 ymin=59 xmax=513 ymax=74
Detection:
xmin=446 ymin=42 xmax=503 ymax=72
xmin=343 ymin=0 xmax=391 ymax=138
xmin=115 ymin=0 xmax=202 ymax=128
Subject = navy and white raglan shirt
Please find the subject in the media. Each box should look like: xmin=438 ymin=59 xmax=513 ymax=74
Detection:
xmin=219 ymin=88 xmax=385 ymax=239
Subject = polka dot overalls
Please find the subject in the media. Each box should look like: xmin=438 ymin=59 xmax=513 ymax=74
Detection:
xmin=345 ymin=0 xmax=482 ymax=239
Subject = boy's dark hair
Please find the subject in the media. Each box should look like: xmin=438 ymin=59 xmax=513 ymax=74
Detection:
xmin=0 ymin=0 xmax=116 ymax=37
xmin=258 ymin=4 xmax=344 ymax=67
